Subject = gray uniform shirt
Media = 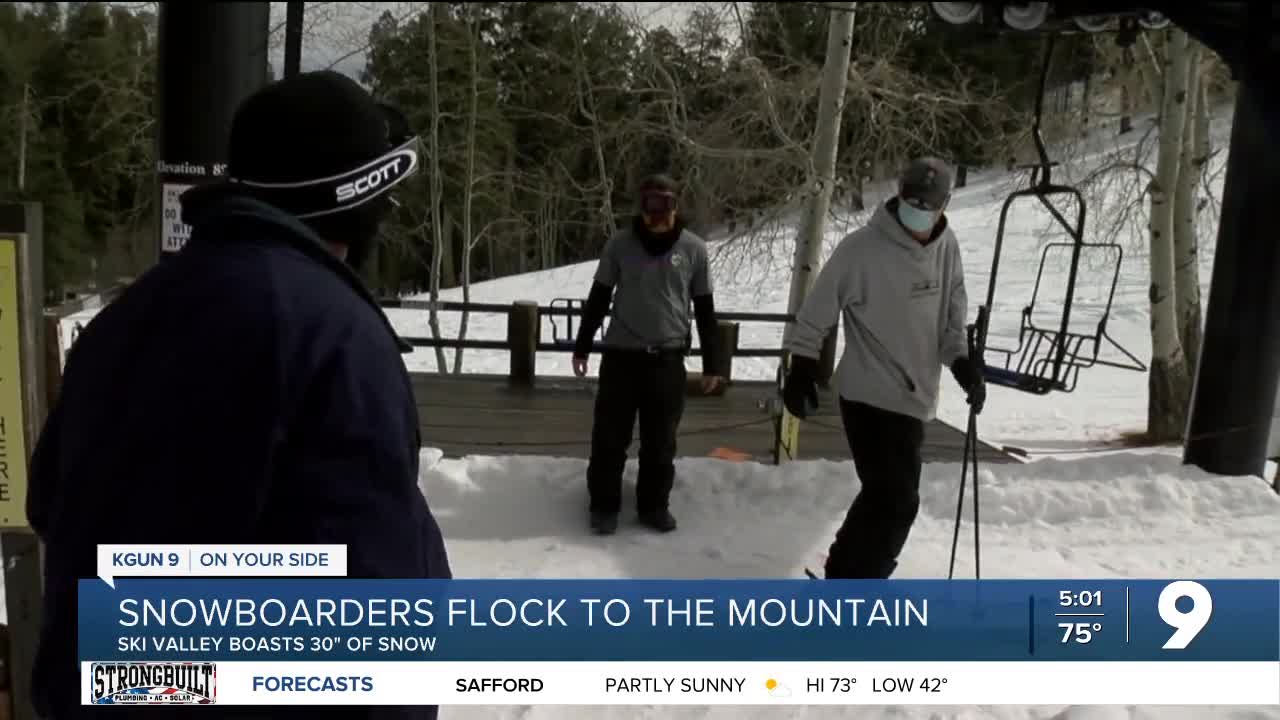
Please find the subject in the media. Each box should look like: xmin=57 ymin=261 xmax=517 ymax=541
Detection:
xmin=784 ymin=201 xmax=969 ymax=421
xmin=594 ymin=224 xmax=713 ymax=350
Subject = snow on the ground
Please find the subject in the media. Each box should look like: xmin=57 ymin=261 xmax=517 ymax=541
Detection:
xmin=421 ymin=446 xmax=1280 ymax=719
xmin=425 ymin=449 xmax=1279 ymax=583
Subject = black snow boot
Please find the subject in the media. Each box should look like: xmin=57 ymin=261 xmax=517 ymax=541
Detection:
xmin=590 ymin=511 xmax=618 ymax=535
xmin=638 ymin=508 xmax=677 ymax=533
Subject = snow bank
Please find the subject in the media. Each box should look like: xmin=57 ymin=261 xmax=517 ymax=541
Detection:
xmin=421 ymin=449 xmax=1279 ymax=582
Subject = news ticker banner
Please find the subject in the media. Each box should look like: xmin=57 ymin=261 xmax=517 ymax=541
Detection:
xmin=78 ymin=570 xmax=1279 ymax=706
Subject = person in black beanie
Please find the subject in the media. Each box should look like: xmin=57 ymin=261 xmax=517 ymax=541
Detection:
xmin=572 ymin=174 xmax=723 ymax=535
xmin=782 ymin=157 xmax=985 ymax=580
xmin=27 ymin=71 xmax=451 ymax=719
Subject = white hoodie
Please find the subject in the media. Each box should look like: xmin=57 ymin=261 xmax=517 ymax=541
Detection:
xmin=784 ymin=199 xmax=970 ymax=421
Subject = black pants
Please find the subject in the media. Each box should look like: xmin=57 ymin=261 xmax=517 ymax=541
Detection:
xmin=586 ymin=349 xmax=687 ymax=515
xmin=824 ymin=398 xmax=925 ymax=579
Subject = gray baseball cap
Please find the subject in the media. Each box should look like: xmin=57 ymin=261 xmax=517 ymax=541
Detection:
xmin=898 ymin=157 xmax=953 ymax=211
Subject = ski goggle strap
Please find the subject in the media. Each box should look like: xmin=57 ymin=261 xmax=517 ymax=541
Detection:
xmin=226 ymin=134 xmax=421 ymax=219
xmin=640 ymin=189 xmax=676 ymax=215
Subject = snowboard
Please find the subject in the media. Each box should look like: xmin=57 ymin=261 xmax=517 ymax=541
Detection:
xmin=773 ymin=354 xmax=802 ymax=464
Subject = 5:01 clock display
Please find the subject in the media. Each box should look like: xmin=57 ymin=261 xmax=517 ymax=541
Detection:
xmin=1059 ymin=590 xmax=1102 ymax=607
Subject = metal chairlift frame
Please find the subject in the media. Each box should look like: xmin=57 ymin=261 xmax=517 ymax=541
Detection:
xmin=950 ymin=33 xmax=1148 ymax=582
xmin=972 ymin=35 xmax=1146 ymax=397
xmin=548 ymin=297 xmax=611 ymax=349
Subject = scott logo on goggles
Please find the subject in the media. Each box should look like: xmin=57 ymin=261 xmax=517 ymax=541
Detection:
xmin=335 ymin=149 xmax=415 ymax=204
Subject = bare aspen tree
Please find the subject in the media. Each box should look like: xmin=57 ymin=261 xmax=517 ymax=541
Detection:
xmin=453 ymin=9 xmax=481 ymax=374
xmin=1146 ymin=28 xmax=1192 ymax=441
xmin=1173 ymin=39 xmax=1204 ymax=377
xmin=785 ymin=2 xmax=857 ymax=324
xmin=1120 ymin=49 xmax=1136 ymax=134
xmin=572 ymin=9 xmax=615 ymax=236
xmin=17 ymin=83 xmax=29 ymax=191
xmin=425 ymin=1 xmax=448 ymax=372
xmin=1192 ymin=60 xmax=1217 ymax=219
xmin=1139 ymin=32 xmax=1164 ymax=110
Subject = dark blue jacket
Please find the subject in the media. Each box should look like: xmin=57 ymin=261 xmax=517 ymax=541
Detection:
xmin=27 ymin=189 xmax=451 ymax=719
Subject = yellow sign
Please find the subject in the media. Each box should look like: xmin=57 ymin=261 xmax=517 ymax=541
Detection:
xmin=0 ymin=237 xmax=29 ymax=529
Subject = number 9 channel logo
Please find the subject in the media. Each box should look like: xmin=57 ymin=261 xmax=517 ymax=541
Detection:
xmin=1158 ymin=580 xmax=1213 ymax=650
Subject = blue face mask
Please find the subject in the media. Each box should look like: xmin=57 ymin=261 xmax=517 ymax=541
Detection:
xmin=897 ymin=200 xmax=938 ymax=234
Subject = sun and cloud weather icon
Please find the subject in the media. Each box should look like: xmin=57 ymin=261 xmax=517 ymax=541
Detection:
xmin=764 ymin=678 xmax=792 ymax=698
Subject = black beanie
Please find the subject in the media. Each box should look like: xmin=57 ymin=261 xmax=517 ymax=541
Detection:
xmin=224 ymin=70 xmax=419 ymax=221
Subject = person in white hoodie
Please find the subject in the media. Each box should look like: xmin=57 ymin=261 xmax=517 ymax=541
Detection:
xmin=782 ymin=156 xmax=986 ymax=579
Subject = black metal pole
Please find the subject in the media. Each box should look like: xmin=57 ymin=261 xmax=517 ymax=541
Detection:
xmin=155 ymin=2 xmax=270 ymax=262
xmin=284 ymin=2 xmax=304 ymax=78
xmin=1183 ymin=64 xmax=1280 ymax=477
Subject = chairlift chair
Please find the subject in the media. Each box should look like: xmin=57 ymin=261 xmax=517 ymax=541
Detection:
xmin=548 ymin=297 xmax=610 ymax=350
xmin=548 ymin=298 xmax=583 ymax=348
xmin=970 ymin=35 xmax=1146 ymax=397
xmin=949 ymin=34 xmax=1147 ymax=583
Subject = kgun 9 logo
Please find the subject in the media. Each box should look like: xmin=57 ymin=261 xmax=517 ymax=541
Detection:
xmin=1158 ymin=580 xmax=1213 ymax=650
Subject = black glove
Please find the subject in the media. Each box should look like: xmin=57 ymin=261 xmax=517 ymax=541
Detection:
xmin=783 ymin=355 xmax=821 ymax=419
xmin=950 ymin=355 xmax=986 ymax=414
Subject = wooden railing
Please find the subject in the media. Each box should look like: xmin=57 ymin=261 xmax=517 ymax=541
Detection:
xmin=380 ymin=298 xmax=837 ymax=389
xmin=43 ymin=290 xmax=837 ymax=397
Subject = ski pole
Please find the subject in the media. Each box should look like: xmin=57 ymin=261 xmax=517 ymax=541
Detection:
xmin=969 ymin=309 xmax=988 ymax=580
xmin=947 ymin=410 xmax=971 ymax=580
xmin=970 ymin=408 xmax=981 ymax=579
xmin=949 ymin=317 xmax=985 ymax=580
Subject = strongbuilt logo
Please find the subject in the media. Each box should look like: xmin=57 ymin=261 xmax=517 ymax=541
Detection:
xmin=90 ymin=662 xmax=216 ymax=705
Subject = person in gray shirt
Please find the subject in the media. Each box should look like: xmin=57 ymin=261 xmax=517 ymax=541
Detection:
xmin=572 ymin=174 xmax=723 ymax=535
xmin=782 ymin=157 xmax=986 ymax=579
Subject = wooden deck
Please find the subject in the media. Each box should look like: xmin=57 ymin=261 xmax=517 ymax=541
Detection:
xmin=411 ymin=373 xmax=1019 ymax=465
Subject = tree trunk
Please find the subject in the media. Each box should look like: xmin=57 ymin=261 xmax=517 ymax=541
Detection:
xmin=1139 ymin=32 xmax=1164 ymax=111
xmin=573 ymin=9 xmax=614 ymax=236
xmin=1120 ymin=83 xmax=1133 ymax=134
xmin=509 ymin=146 xmax=524 ymax=275
xmin=539 ymin=196 xmax=554 ymax=271
xmin=1146 ymin=28 xmax=1193 ymax=442
xmin=425 ymin=2 xmax=448 ymax=373
xmin=454 ymin=13 xmax=480 ymax=376
xmin=1173 ymin=41 xmax=1204 ymax=378
xmin=486 ymin=227 xmax=495 ymax=280
xmin=1120 ymin=47 xmax=1135 ymax=134
xmin=441 ymin=204 xmax=456 ymax=290
xmin=18 ymin=83 xmax=29 ymax=191
xmin=1194 ymin=76 xmax=1211 ymax=168
xmin=784 ymin=2 xmax=857 ymax=327
xmin=1080 ymin=73 xmax=1092 ymax=137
